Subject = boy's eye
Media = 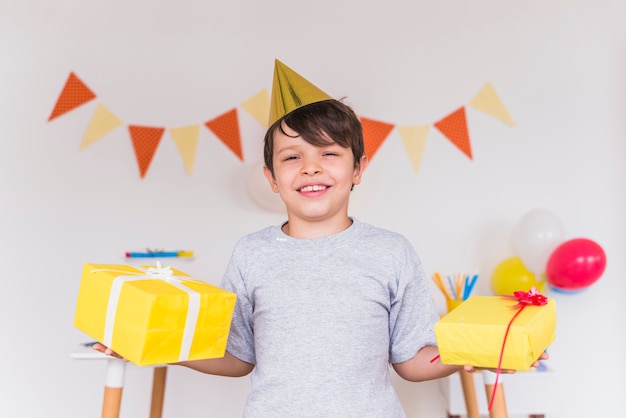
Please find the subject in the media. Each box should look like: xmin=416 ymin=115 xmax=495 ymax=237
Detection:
xmin=323 ymin=152 xmax=338 ymax=157
xmin=283 ymin=155 xmax=298 ymax=161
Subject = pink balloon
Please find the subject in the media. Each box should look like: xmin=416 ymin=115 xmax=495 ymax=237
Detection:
xmin=546 ymin=238 xmax=606 ymax=290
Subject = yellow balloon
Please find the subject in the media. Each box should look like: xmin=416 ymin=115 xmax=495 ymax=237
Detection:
xmin=491 ymin=256 xmax=546 ymax=295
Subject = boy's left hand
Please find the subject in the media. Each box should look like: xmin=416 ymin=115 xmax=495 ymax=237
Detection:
xmin=463 ymin=351 xmax=549 ymax=374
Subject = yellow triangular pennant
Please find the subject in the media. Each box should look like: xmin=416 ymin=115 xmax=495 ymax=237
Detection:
xmin=241 ymin=89 xmax=270 ymax=128
xmin=169 ymin=125 xmax=200 ymax=175
xmin=469 ymin=82 xmax=516 ymax=126
xmin=79 ymin=103 xmax=123 ymax=150
xmin=398 ymin=125 xmax=430 ymax=174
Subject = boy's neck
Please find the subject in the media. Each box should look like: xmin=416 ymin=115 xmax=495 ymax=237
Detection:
xmin=281 ymin=216 xmax=353 ymax=239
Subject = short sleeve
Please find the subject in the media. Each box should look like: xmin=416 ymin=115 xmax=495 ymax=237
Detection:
xmin=221 ymin=249 xmax=257 ymax=364
xmin=388 ymin=240 xmax=439 ymax=364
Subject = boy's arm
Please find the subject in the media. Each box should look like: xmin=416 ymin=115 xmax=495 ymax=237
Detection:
xmin=392 ymin=345 xmax=461 ymax=382
xmin=177 ymin=351 xmax=254 ymax=377
xmin=393 ymin=345 xmax=549 ymax=382
xmin=93 ymin=343 xmax=254 ymax=377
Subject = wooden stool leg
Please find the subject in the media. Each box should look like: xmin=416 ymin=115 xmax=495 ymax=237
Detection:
xmin=484 ymin=383 xmax=507 ymax=418
xmin=459 ymin=370 xmax=481 ymax=418
xmin=102 ymin=358 xmax=126 ymax=418
xmin=102 ymin=387 xmax=123 ymax=418
xmin=482 ymin=371 xmax=508 ymax=418
xmin=150 ymin=366 xmax=168 ymax=418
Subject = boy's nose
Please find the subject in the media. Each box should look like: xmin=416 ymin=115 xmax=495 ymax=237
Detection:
xmin=301 ymin=158 xmax=322 ymax=175
xmin=302 ymin=167 xmax=321 ymax=175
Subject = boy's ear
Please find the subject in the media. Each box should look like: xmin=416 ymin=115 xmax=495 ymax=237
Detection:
xmin=352 ymin=155 xmax=369 ymax=185
xmin=263 ymin=165 xmax=280 ymax=193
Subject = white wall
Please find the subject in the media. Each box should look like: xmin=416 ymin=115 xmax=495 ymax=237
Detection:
xmin=2 ymin=0 xmax=625 ymax=417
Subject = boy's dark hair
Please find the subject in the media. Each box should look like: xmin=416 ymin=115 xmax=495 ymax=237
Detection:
xmin=263 ymin=99 xmax=364 ymax=177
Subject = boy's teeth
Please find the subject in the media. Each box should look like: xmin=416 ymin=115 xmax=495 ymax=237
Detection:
xmin=300 ymin=185 xmax=326 ymax=192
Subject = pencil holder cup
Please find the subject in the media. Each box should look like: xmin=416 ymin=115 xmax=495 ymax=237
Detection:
xmin=446 ymin=298 xmax=464 ymax=313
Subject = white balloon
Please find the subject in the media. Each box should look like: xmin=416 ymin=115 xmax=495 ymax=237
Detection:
xmin=246 ymin=162 xmax=285 ymax=213
xmin=512 ymin=208 xmax=565 ymax=275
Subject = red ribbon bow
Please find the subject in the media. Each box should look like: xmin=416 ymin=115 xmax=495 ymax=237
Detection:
xmin=488 ymin=287 xmax=547 ymax=411
xmin=505 ymin=287 xmax=548 ymax=308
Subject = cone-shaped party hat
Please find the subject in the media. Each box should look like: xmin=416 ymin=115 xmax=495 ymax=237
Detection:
xmin=268 ymin=59 xmax=333 ymax=126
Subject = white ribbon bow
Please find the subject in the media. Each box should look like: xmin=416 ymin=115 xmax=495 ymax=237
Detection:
xmin=146 ymin=261 xmax=174 ymax=279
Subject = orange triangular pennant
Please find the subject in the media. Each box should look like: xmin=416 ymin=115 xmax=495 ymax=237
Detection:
xmin=48 ymin=72 xmax=97 ymax=121
xmin=128 ymin=125 xmax=165 ymax=178
xmin=433 ymin=107 xmax=472 ymax=160
xmin=205 ymin=108 xmax=244 ymax=161
xmin=169 ymin=125 xmax=200 ymax=175
xmin=360 ymin=117 xmax=395 ymax=161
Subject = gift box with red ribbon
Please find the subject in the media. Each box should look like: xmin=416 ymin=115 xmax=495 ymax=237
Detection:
xmin=74 ymin=263 xmax=237 ymax=366
xmin=434 ymin=289 xmax=556 ymax=370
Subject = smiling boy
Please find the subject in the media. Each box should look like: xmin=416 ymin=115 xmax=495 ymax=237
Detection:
xmin=185 ymin=61 xmax=466 ymax=416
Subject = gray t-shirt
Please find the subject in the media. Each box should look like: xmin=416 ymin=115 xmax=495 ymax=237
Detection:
xmin=221 ymin=218 xmax=439 ymax=417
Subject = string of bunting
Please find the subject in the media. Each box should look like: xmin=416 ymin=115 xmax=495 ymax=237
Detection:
xmin=47 ymin=72 xmax=516 ymax=179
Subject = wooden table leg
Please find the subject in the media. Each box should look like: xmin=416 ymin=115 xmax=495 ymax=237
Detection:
xmin=102 ymin=358 xmax=126 ymax=418
xmin=483 ymin=371 xmax=508 ymax=418
xmin=459 ymin=370 xmax=481 ymax=418
xmin=150 ymin=366 xmax=168 ymax=418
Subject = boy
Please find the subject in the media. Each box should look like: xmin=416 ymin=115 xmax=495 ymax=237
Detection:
xmin=96 ymin=60 xmax=543 ymax=417
xmin=181 ymin=61 xmax=462 ymax=416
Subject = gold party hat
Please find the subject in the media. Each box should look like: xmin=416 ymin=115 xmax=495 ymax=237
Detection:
xmin=268 ymin=59 xmax=333 ymax=126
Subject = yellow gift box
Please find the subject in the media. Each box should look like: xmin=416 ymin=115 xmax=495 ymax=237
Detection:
xmin=74 ymin=263 xmax=237 ymax=366
xmin=434 ymin=295 xmax=556 ymax=370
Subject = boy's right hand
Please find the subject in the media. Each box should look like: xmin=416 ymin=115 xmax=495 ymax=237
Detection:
xmin=92 ymin=343 xmax=126 ymax=361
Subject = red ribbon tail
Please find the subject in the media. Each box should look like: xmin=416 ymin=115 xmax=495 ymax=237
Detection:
xmin=488 ymin=372 xmax=500 ymax=411
xmin=488 ymin=305 xmax=527 ymax=411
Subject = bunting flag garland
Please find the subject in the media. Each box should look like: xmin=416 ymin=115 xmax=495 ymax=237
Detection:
xmin=80 ymin=103 xmax=123 ymax=150
xmin=470 ymin=82 xmax=516 ymax=126
xmin=360 ymin=117 xmax=395 ymax=161
xmin=169 ymin=125 xmax=201 ymax=175
xmin=398 ymin=125 xmax=430 ymax=174
xmin=204 ymin=108 xmax=244 ymax=161
xmin=48 ymin=72 xmax=96 ymax=121
xmin=241 ymin=89 xmax=270 ymax=128
xmin=48 ymin=72 xmax=515 ymax=179
xmin=434 ymin=107 xmax=473 ymax=160
xmin=128 ymin=125 xmax=165 ymax=178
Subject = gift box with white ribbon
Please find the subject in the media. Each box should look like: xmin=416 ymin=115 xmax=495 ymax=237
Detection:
xmin=74 ymin=263 xmax=236 ymax=366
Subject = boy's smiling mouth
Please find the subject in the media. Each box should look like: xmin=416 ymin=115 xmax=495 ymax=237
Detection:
xmin=298 ymin=184 xmax=328 ymax=193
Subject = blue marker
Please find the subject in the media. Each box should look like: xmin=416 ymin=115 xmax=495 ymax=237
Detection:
xmin=125 ymin=251 xmax=179 ymax=258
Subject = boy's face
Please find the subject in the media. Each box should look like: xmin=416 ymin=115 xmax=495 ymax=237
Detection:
xmin=263 ymin=122 xmax=367 ymax=227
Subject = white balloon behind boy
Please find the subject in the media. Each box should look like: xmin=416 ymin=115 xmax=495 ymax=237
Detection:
xmin=512 ymin=208 xmax=565 ymax=282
